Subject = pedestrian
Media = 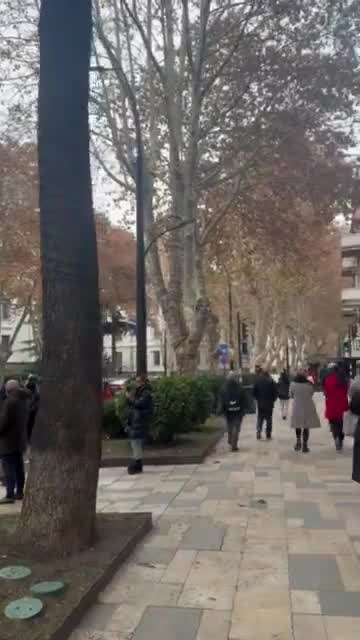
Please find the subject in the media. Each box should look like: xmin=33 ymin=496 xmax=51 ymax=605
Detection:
xmin=350 ymin=389 xmax=360 ymax=483
xmin=0 ymin=379 xmax=28 ymax=504
xmin=278 ymin=369 xmax=290 ymax=420
xmin=290 ymin=370 xmax=321 ymax=453
xmin=323 ymin=363 xmax=349 ymax=451
xmin=220 ymin=371 xmax=247 ymax=452
xmin=25 ymin=374 xmax=40 ymax=442
xmin=126 ymin=375 xmax=153 ymax=475
xmin=253 ymin=369 xmax=278 ymax=440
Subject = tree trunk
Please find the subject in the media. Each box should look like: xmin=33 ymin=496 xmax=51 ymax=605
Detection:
xmin=18 ymin=0 xmax=102 ymax=556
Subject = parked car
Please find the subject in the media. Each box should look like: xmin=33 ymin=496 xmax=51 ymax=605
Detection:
xmin=107 ymin=376 xmax=129 ymax=395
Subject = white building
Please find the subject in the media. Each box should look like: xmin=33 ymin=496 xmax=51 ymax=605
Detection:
xmin=0 ymin=303 xmax=37 ymax=372
xmin=341 ymin=209 xmax=360 ymax=364
xmin=103 ymin=323 xmax=164 ymax=375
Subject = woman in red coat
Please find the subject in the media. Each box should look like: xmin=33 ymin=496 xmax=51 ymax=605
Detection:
xmin=324 ymin=363 xmax=349 ymax=451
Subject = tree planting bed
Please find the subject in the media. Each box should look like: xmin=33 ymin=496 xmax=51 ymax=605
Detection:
xmin=101 ymin=418 xmax=225 ymax=467
xmin=0 ymin=512 xmax=152 ymax=640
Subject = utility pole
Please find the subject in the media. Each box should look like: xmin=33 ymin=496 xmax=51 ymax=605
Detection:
xmin=227 ymin=273 xmax=234 ymax=370
xmin=163 ymin=329 xmax=168 ymax=377
xmin=286 ymin=339 xmax=290 ymax=373
xmin=237 ymin=312 xmax=242 ymax=370
xmin=134 ymin=149 xmax=147 ymax=378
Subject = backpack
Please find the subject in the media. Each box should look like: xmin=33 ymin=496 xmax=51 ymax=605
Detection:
xmin=225 ymin=394 xmax=242 ymax=413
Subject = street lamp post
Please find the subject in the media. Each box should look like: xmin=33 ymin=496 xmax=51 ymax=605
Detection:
xmin=237 ymin=312 xmax=242 ymax=370
xmin=134 ymin=150 xmax=147 ymax=378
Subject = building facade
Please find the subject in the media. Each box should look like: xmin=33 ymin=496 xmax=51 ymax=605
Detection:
xmin=341 ymin=208 xmax=360 ymax=363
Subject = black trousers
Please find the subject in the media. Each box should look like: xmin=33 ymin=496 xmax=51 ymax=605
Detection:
xmin=295 ymin=428 xmax=309 ymax=443
xmin=330 ymin=419 xmax=344 ymax=442
xmin=1 ymin=453 xmax=25 ymax=499
xmin=257 ymin=411 xmax=273 ymax=435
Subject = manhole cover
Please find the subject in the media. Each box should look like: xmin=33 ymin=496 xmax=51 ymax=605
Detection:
xmin=31 ymin=581 xmax=65 ymax=596
xmin=4 ymin=597 xmax=43 ymax=620
xmin=0 ymin=566 xmax=31 ymax=580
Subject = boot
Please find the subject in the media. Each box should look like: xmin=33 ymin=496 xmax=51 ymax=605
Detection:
xmin=302 ymin=442 xmax=310 ymax=453
xmin=128 ymin=459 xmax=143 ymax=475
xmin=256 ymin=431 xmax=261 ymax=440
xmin=294 ymin=438 xmax=301 ymax=452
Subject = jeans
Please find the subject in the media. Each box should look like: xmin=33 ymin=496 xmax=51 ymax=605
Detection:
xmin=226 ymin=413 xmax=243 ymax=450
xmin=279 ymin=399 xmax=289 ymax=418
xmin=1 ymin=452 xmax=25 ymax=499
xmin=295 ymin=428 xmax=309 ymax=443
xmin=130 ymin=439 xmax=143 ymax=460
xmin=257 ymin=411 xmax=273 ymax=436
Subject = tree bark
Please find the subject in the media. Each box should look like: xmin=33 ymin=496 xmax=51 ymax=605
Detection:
xmin=18 ymin=0 xmax=102 ymax=556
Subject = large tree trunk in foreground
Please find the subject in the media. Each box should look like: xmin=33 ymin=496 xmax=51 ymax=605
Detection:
xmin=18 ymin=0 xmax=102 ymax=556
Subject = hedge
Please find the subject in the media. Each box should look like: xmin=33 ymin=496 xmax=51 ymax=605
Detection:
xmin=102 ymin=373 xmax=224 ymax=444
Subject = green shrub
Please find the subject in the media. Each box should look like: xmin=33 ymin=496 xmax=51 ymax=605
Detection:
xmin=103 ymin=399 xmax=123 ymax=439
xmin=103 ymin=374 xmax=218 ymax=445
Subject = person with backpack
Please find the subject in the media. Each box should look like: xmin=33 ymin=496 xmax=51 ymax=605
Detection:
xmin=220 ymin=371 xmax=247 ymax=451
xmin=126 ymin=375 xmax=153 ymax=475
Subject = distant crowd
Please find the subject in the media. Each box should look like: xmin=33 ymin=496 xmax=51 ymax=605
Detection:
xmin=220 ymin=363 xmax=360 ymax=483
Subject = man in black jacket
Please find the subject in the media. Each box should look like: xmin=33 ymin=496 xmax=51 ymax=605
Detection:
xmin=126 ymin=375 xmax=153 ymax=475
xmin=221 ymin=372 xmax=247 ymax=451
xmin=0 ymin=379 xmax=28 ymax=504
xmin=253 ymin=370 xmax=278 ymax=440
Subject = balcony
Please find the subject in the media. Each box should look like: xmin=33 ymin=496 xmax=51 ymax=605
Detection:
xmin=342 ymin=288 xmax=360 ymax=307
xmin=342 ymin=233 xmax=360 ymax=252
xmin=343 ymin=256 xmax=358 ymax=270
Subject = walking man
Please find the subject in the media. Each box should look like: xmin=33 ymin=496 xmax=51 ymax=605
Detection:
xmin=221 ymin=371 xmax=247 ymax=451
xmin=254 ymin=369 xmax=278 ymax=440
xmin=0 ymin=380 xmax=28 ymax=504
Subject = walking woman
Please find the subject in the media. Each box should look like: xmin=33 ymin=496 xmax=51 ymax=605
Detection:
xmin=278 ymin=369 xmax=290 ymax=420
xmin=323 ymin=363 xmax=349 ymax=451
xmin=290 ymin=371 xmax=321 ymax=453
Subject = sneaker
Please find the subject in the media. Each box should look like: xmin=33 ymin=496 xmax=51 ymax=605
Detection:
xmin=0 ymin=496 xmax=15 ymax=505
xmin=256 ymin=431 xmax=261 ymax=440
xmin=302 ymin=444 xmax=310 ymax=453
xmin=294 ymin=440 xmax=301 ymax=452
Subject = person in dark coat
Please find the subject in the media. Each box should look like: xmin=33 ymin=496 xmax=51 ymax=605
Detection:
xmin=126 ymin=375 xmax=153 ymax=475
xmin=220 ymin=372 xmax=247 ymax=452
xmin=0 ymin=379 xmax=28 ymax=504
xmin=278 ymin=369 xmax=290 ymax=420
xmin=253 ymin=369 xmax=278 ymax=440
xmin=25 ymin=375 xmax=40 ymax=442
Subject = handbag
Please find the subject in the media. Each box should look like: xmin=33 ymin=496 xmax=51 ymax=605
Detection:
xmin=343 ymin=411 xmax=359 ymax=437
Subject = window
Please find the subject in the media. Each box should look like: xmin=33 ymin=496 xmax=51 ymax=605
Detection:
xmin=152 ymin=350 xmax=161 ymax=367
xmin=0 ymin=335 xmax=10 ymax=353
xmin=116 ymin=351 xmax=123 ymax=372
xmin=1 ymin=303 xmax=10 ymax=321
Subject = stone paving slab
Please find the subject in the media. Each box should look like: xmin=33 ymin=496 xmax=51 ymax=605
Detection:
xmin=68 ymin=396 xmax=360 ymax=639
xmin=132 ymin=606 xmax=202 ymax=640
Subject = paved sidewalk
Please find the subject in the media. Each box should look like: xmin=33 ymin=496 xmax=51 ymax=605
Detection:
xmin=71 ymin=400 xmax=360 ymax=639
